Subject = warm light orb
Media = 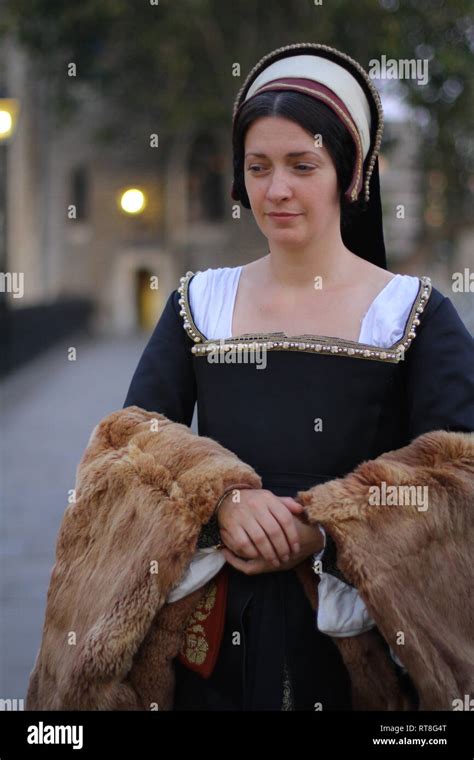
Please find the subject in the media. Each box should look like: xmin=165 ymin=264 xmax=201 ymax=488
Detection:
xmin=0 ymin=110 xmax=13 ymax=137
xmin=120 ymin=188 xmax=146 ymax=214
xmin=0 ymin=100 xmax=20 ymax=141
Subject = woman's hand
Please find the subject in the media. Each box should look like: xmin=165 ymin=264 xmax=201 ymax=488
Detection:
xmin=222 ymin=511 xmax=324 ymax=575
xmin=217 ymin=488 xmax=321 ymax=566
xmin=218 ymin=489 xmax=324 ymax=567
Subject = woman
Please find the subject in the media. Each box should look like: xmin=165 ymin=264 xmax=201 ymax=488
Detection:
xmin=123 ymin=43 xmax=474 ymax=710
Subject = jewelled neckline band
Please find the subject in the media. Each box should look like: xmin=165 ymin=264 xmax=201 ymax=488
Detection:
xmin=177 ymin=271 xmax=432 ymax=364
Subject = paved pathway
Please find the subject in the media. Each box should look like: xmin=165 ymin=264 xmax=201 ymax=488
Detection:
xmin=0 ymin=330 xmax=188 ymax=701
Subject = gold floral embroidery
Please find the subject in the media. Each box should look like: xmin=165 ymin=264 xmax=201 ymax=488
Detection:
xmin=179 ymin=582 xmax=217 ymax=665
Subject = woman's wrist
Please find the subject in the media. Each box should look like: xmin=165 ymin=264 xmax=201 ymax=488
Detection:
xmin=215 ymin=487 xmax=237 ymax=514
xmin=214 ymin=484 xmax=255 ymax=521
xmin=208 ymin=485 xmax=256 ymax=550
xmin=302 ymin=521 xmax=326 ymax=557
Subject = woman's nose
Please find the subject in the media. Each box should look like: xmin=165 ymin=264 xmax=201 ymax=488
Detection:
xmin=265 ymin=170 xmax=292 ymax=201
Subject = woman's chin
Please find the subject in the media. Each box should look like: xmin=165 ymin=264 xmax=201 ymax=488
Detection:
xmin=266 ymin=229 xmax=310 ymax=246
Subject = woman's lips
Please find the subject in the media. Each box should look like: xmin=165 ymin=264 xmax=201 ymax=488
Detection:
xmin=267 ymin=212 xmax=301 ymax=218
xmin=267 ymin=212 xmax=302 ymax=222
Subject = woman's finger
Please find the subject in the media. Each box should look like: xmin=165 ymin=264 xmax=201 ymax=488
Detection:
xmin=279 ymin=496 xmax=305 ymax=512
xmin=220 ymin=525 xmax=260 ymax=559
xmin=246 ymin=520 xmax=284 ymax=565
xmin=222 ymin=549 xmax=266 ymax=575
xmin=254 ymin=508 xmax=293 ymax=562
xmin=268 ymin=500 xmax=303 ymax=554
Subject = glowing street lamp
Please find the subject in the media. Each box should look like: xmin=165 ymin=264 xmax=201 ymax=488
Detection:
xmin=0 ymin=98 xmax=21 ymax=333
xmin=119 ymin=187 xmax=147 ymax=215
xmin=0 ymin=99 xmax=20 ymax=142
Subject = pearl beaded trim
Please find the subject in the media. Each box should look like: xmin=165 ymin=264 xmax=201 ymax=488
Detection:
xmin=177 ymin=271 xmax=432 ymax=364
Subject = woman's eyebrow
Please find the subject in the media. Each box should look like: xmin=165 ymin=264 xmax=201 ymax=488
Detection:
xmin=244 ymin=151 xmax=320 ymax=158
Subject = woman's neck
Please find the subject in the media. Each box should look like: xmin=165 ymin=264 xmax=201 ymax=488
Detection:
xmin=261 ymin=244 xmax=362 ymax=291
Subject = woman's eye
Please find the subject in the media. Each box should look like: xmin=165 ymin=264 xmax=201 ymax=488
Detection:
xmin=246 ymin=164 xmax=315 ymax=173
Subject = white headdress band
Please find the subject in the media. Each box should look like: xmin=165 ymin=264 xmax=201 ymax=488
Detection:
xmin=246 ymin=55 xmax=371 ymax=159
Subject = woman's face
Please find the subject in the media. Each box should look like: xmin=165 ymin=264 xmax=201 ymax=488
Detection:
xmin=243 ymin=116 xmax=341 ymax=248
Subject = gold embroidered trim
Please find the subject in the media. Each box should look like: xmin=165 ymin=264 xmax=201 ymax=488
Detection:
xmin=177 ymin=271 xmax=432 ymax=364
xmin=281 ymin=656 xmax=295 ymax=710
xmin=232 ymin=42 xmax=384 ymax=204
xmin=179 ymin=581 xmax=217 ymax=666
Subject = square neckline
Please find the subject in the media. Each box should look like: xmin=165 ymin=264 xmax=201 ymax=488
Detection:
xmin=178 ymin=270 xmax=432 ymax=362
xmin=228 ymin=265 xmax=400 ymax=345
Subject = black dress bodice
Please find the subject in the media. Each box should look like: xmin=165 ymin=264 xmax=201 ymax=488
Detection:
xmin=194 ymin=349 xmax=409 ymax=493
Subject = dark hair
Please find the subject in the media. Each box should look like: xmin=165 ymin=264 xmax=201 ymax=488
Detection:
xmin=232 ymin=90 xmax=367 ymax=229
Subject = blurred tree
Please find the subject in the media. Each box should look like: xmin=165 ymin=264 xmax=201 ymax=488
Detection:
xmin=2 ymin=0 xmax=473 ymax=235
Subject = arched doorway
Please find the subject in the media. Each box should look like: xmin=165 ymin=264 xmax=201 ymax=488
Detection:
xmin=135 ymin=268 xmax=162 ymax=330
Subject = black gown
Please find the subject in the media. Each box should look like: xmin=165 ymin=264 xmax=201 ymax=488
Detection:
xmin=123 ymin=272 xmax=474 ymax=711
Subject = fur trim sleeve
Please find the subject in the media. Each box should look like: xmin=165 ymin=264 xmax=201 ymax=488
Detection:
xmin=296 ymin=429 xmax=474 ymax=710
xmin=26 ymin=406 xmax=261 ymax=710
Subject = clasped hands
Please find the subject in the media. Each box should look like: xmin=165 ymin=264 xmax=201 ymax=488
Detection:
xmin=217 ymin=488 xmax=324 ymax=575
